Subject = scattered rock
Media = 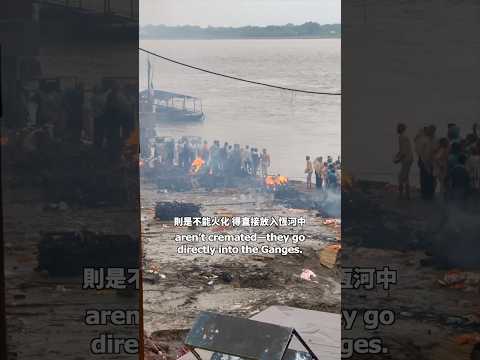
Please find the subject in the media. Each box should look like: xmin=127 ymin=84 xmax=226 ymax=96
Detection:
xmin=319 ymin=244 xmax=341 ymax=269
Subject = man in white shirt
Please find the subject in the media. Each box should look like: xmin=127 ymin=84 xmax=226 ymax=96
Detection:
xmin=394 ymin=123 xmax=413 ymax=199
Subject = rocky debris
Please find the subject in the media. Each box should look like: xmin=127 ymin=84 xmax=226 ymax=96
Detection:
xmin=144 ymin=335 xmax=167 ymax=360
xmin=144 ymin=270 xmax=166 ymax=284
xmin=143 ymin=245 xmax=341 ymax=315
xmin=145 ymin=331 xmax=190 ymax=360
xmin=173 ymin=262 xmax=275 ymax=289
xmin=438 ymin=270 xmax=480 ymax=292
xmin=142 ymin=185 xmax=341 ymax=343
xmin=319 ymin=244 xmax=341 ymax=269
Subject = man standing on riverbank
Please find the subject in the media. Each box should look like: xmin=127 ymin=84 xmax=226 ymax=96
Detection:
xmin=305 ymin=155 xmax=313 ymax=189
xmin=394 ymin=123 xmax=413 ymax=199
xmin=314 ymin=156 xmax=323 ymax=189
xmin=415 ymin=126 xmax=437 ymax=200
xmin=261 ymin=148 xmax=271 ymax=177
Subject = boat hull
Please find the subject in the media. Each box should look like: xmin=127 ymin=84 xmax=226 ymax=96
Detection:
xmin=140 ymin=110 xmax=205 ymax=125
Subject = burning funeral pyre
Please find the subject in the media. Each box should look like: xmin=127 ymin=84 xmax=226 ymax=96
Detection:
xmin=190 ymin=157 xmax=205 ymax=174
xmin=264 ymin=175 xmax=289 ymax=190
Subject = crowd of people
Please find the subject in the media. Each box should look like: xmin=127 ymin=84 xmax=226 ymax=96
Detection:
xmin=141 ymin=136 xmax=272 ymax=177
xmin=16 ymin=78 xmax=137 ymax=158
xmin=143 ymin=135 xmax=343 ymax=190
xmin=305 ymin=155 xmax=341 ymax=191
xmin=395 ymin=123 xmax=480 ymax=204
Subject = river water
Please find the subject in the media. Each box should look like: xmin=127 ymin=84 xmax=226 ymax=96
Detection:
xmin=139 ymin=39 xmax=340 ymax=180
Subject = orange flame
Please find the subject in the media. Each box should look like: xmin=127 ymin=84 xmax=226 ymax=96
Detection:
xmin=191 ymin=157 xmax=205 ymax=173
xmin=277 ymin=175 xmax=288 ymax=185
xmin=265 ymin=175 xmax=289 ymax=188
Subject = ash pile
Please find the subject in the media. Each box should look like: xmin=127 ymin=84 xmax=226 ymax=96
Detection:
xmin=38 ymin=231 xmax=139 ymax=277
xmin=342 ymin=184 xmax=439 ymax=254
xmin=273 ymin=183 xmax=341 ymax=218
xmin=155 ymin=202 xmax=202 ymax=221
xmin=431 ymin=209 xmax=480 ymax=270
xmin=142 ymin=161 xmax=257 ymax=192
xmin=343 ymin=181 xmax=480 ymax=270
xmin=142 ymin=164 xmax=193 ymax=192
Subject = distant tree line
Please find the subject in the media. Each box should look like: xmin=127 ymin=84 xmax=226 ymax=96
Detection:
xmin=140 ymin=22 xmax=341 ymax=39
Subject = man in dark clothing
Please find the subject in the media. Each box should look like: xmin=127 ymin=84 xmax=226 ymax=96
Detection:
xmin=450 ymin=154 xmax=470 ymax=206
xmin=92 ymin=85 xmax=108 ymax=149
xmin=165 ymin=140 xmax=175 ymax=165
xmin=328 ymin=164 xmax=337 ymax=191
xmin=232 ymin=144 xmax=242 ymax=176
xmin=103 ymin=82 xmax=128 ymax=159
xmin=251 ymin=148 xmax=260 ymax=176
xmin=219 ymin=142 xmax=228 ymax=173
xmin=64 ymin=83 xmax=84 ymax=145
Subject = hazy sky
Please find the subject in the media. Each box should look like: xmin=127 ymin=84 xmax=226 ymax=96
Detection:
xmin=140 ymin=0 xmax=340 ymax=27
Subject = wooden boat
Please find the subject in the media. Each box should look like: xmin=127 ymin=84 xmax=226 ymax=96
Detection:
xmin=139 ymin=57 xmax=205 ymax=125
xmin=139 ymin=89 xmax=205 ymax=123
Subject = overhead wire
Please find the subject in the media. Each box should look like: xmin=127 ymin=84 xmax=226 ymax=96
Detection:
xmin=139 ymin=47 xmax=341 ymax=96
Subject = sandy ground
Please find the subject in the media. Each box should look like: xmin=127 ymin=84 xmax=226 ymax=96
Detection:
xmin=3 ymin=184 xmax=140 ymax=360
xmin=344 ymin=247 xmax=479 ymax=359
xmin=343 ymin=184 xmax=480 ymax=360
xmin=141 ymin=181 xmax=341 ymax=356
